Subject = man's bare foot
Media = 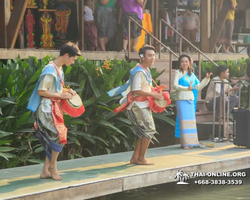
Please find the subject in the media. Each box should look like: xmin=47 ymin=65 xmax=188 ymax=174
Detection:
xmin=136 ymin=159 xmax=154 ymax=165
xmin=182 ymin=146 xmax=191 ymax=150
xmin=48 ymin=167 xmax=63 ymax=180
xmin=40 ymin=169 xmax=52 ymax=179
xmin=130 ymin=158 xmax=138 ymax=164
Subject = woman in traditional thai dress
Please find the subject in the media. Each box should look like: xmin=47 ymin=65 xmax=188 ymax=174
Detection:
xmin=173 ymin=54 xmax=212 ymax=149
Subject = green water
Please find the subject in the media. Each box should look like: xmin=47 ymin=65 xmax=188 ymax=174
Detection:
xmin=108 ymin=169 xmax=250 ymax=200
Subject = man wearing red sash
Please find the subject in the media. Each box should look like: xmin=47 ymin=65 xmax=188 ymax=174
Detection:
xmin=27 ymin=42 xmax=81 ymax=180
xmin=111 ymin=45 xmax=163 ymax=165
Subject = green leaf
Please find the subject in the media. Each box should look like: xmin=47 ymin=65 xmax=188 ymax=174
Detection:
xmin=84 ymin=148 xmax=93 ymax=156
xmin=95 ymin=119 xmax=127 ymax=138
xmin=68 ymin=135 xmax=81 ymax=146
xmin=68 ymin=130 xmax=96 ymax=144
xmin=93 ymin=136 xmax=109 ymax=146
xmin=153 ymin=113 xmax=175 ymax=126
xmin=0 ymin=152 xmax=14 ymax=160
xmin=0 ymin=140 xmax=12 ymax=146
xmin=115 ymin=117 xmax=131 ymax=125
xmin=27 ymin=159 xmax=44 ymax=164
xmin=0 ymin=147 xmax=15 ymax=152
xmin=1 ymin=69 xmax=12 ymax=88
xmin=65 ymin=65 xmax=72 ymax=75
xmin=106 ymin=148 xmax=111 ymax=154
xmin=0 ymin=130 xmax=13 ymax=139
xmin=82 ymin=66 xmax=101 ymax=98
xmin=111 ymin=135 xmax=120 ymax=144
xmin=34 ymin=146 xmax=43 ymax=153
xmin=27 ymin=67 xmax=43 ymax=85
xmin=16 ymin=111 xmax=31 ymax=128
xmin=0 ymin=97 xmax=17 ymax=108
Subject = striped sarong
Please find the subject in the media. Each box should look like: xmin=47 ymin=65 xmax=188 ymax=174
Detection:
xmin=34 ymin=105 xmax=64 ymax=160
xmin=176 ymin=100 xmax=199 ymax=147
xmin=124 ymin=104 xmax=157 ymax=140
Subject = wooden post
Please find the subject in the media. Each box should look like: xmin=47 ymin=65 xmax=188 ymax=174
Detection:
xmin=0 ymin=0 xmax=11 ymax=48
xmin=201 ymin=0 xmax=210 ymax=52
xmin=208 ymin=0 xmax=231 ymax=52
xmin=155 ymin=0 xmax=159 ymax=50
xmin=79 ymin=0 xmax=85 ymax=50
xmin=7 ymin=0 xmax=28 ymax=48
xmin=211 ymin=0 xmax=215 ymax=30
xmin=151 ymin=0 xmax=154 ymax=36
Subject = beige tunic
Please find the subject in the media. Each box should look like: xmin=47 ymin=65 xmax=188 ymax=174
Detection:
xmin=38 ymin=66 xmax=63 ymax=113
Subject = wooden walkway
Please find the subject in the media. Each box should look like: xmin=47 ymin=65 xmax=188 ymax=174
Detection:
xmin=1 ymin=141 xmax=250 ymax=200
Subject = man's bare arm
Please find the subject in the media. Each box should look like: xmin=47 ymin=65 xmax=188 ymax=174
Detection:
xmin=100 ymin=0 xmax=109 ymax=6
xmin=38 ymin=90 xmax=73 ymax=99
xmin=231 ymin=0 xmax=236 ymax=10
xmin=136 ymin=0 xmax=144 ymax=5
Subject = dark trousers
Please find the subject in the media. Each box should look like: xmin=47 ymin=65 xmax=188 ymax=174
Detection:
xmin=206 ymin=96 xmax=239 ymax=118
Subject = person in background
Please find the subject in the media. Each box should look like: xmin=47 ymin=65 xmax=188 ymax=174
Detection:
xmin=84 ymin=0 xmax=98 ymax=51
xmin=182 ymin=5 xmax=199 ymax=53
xmin=205 ymin=65 xmax=239 ymax=121
xmin=94 ymin=0 xmax=117 ymax=51
xmin=218 ymin=0 xmax=237 ymax=53
xmin=174 ymin=54 xmax=212 ymax=149
xmin=119 ymin=0 xmax=144 ymax=52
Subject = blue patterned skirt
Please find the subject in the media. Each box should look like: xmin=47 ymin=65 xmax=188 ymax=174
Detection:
xmin=176 ymin=100 xmax=199 ymax=147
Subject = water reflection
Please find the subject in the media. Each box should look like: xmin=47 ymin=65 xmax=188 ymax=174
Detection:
xmin=108 ymin=169 xmax=250 ymax=200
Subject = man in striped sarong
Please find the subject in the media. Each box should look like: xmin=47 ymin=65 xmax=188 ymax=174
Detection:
xmin=108 ymin=45 xmax=163 ymax=165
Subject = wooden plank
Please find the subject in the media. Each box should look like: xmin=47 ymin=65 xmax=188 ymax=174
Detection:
xmin=201 ymin=0 xmax=210 ymax=52
xmin=6 ymin=0 xmax=28 ymax=48
xmin=208 ymin=0 xmax=231 ymax=52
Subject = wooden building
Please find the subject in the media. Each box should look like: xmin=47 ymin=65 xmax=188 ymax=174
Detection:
xmin=0 ymin=0 xmax=249 ymax=54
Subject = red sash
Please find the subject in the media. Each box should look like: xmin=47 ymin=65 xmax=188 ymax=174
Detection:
xmin=33 ymin=98 xmax=68 ymax=144
xmin=114 ymin=92 xmax=148 ymax=114
xmin=51 ymin=63 xmax=67 ymax=144
xmin=51 ymin=98 xmax=68 ymax=144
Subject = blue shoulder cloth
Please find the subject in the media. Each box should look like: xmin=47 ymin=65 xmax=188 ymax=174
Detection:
xmin=27 ymin=64 xmax=64 ymax=112
xmin=107 ymin=65 xmax=152 ymax=97
xmin=178 ymin=72 xmax=200 ymax=88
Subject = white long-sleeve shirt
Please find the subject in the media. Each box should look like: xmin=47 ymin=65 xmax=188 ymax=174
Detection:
xmin=205 ymin=76 xmax=233 ymax=103
xmin=173 ymin=70 xmax=210 ymax=100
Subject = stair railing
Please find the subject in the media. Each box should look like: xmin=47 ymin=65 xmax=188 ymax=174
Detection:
xmin=128 ymin=17 xmax=179 ymax=91
xmin=160 ymin=19 xmax=218 ymax=81
xmin=128 ymin=16 xmax=218 ymax=91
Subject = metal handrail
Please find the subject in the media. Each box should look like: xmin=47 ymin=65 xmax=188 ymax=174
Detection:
xmin=127 ymin=16 xmax=218 ymax=91
xmin=128 ymin=17 xmax=179 ymax=59
xmin=160 ymin=19 xmax=218 ymax=67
